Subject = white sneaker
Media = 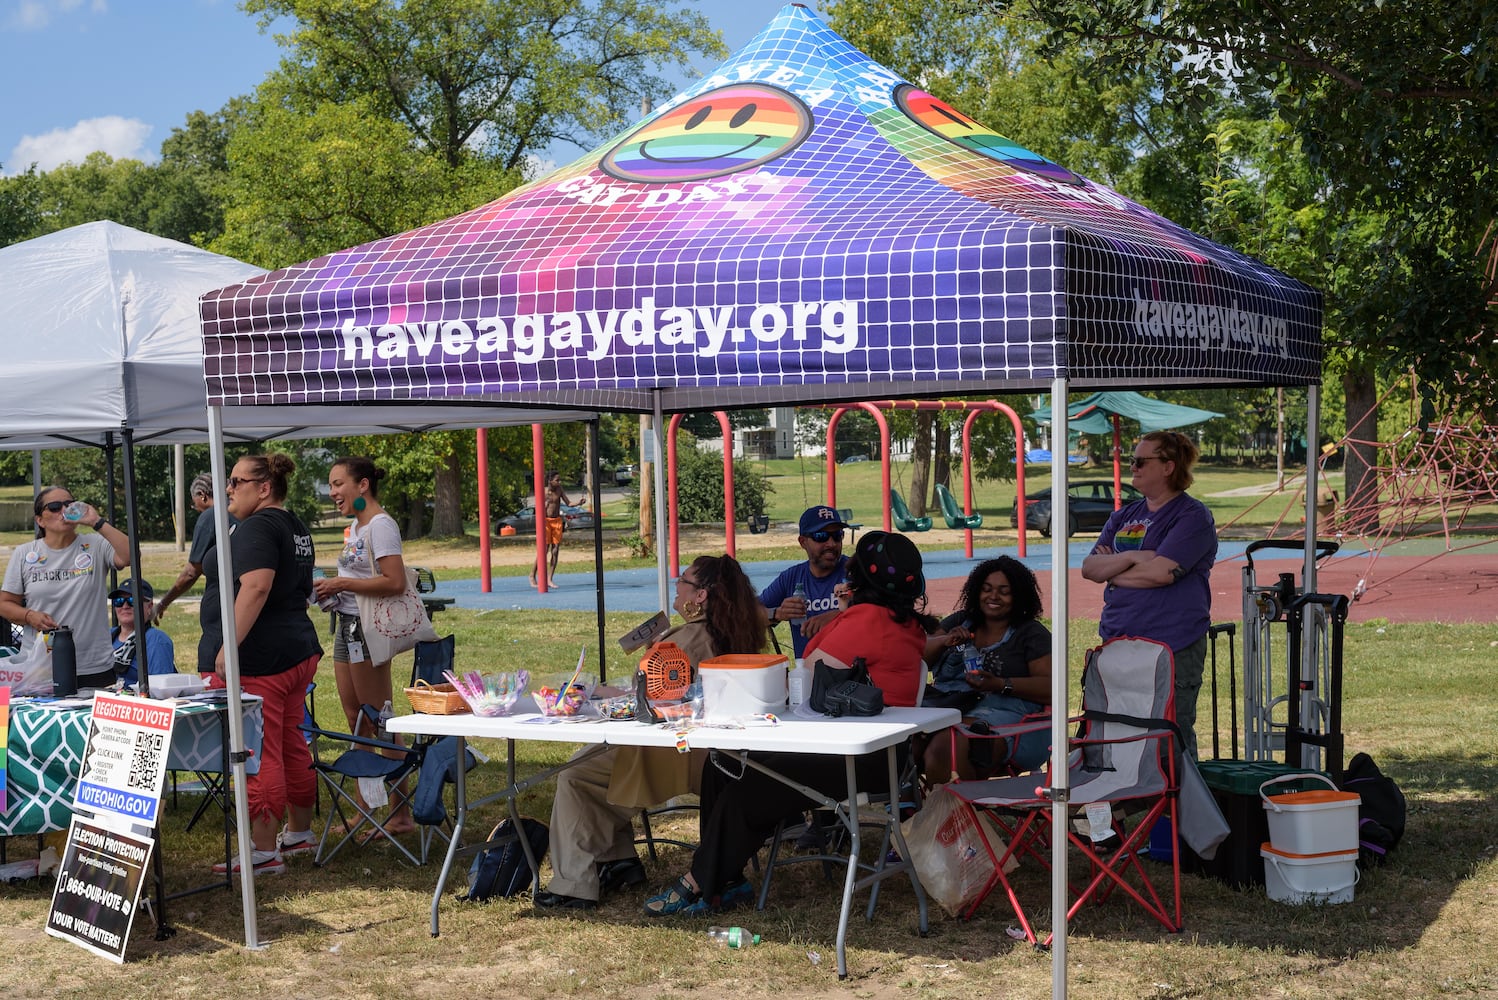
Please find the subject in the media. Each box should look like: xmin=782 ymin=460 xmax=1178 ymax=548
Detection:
xmin=277 ymin=827 xmax=318 ymax=859
xmin=211 ymin=849 xmax=286 ymax=877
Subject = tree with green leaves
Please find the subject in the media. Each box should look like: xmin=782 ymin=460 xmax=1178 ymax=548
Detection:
xmin=215 ymin=1 xmax=726 ymax=527
xmin=244 ymin=0 xmax=723 ymax=172
xmin=0 ymin=165 xmax=45 ymax=247
xmin=975 ymin=0 xmax=1498 ymax=515
xmin=0 ymin=103 xmax=243 ymax=251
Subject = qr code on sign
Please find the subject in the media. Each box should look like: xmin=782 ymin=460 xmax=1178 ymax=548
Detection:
xmin=128 ymin=731 xmax=167 ymax=790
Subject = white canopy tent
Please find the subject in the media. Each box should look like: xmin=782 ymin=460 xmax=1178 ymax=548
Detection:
xmin=196 ymin=4 xmax=1327 ymax=988
xmin=0 ymin=220 xmax=594 ymax=942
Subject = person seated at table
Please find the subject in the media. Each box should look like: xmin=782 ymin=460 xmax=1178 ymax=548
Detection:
xmin=108 ymin=578 xmax=178 ymax=688
xmin=534 ymin=554 xmax=767 ymax=911
xmin=920 ymin=556 xmax=1051 ymax=782
xmin=644 ymin=531 xmax=937 ymax=917
xmin=0 ymin=486 xmax=133 ymax=693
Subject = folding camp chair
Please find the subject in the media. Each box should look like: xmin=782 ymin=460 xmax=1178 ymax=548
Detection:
xmin=946 ymin=637 xmax=1183 ymax=946
xmin=409 ymin=634 xmax=455 ymax=689
xmin=302 ymin=636 xmax=472 ymax=866
xmin=753 ymin=752 xmax=923 ymax=914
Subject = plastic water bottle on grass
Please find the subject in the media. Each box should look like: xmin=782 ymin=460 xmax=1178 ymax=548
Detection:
xmin=707 ymin=926 xmax=760 ymax=948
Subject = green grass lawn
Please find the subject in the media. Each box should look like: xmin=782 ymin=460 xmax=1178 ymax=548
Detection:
xmin=1 ymin=610 xmax=1492 ymax=999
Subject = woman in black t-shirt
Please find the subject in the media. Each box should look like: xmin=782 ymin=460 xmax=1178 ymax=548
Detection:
xmin=922 ymin=556 xmax=1052 ymax=781
xmin=208 ymin=452 xmax=323 ymax=877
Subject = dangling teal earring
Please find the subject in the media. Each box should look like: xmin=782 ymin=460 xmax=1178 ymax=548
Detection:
xmin=352 ymin=495 xmax=367 ymax=513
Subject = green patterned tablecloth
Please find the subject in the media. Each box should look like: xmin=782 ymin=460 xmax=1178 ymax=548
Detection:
xmin=1 ymin=696 xmax=264 ymax=837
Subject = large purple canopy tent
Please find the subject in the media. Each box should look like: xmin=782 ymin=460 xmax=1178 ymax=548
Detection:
xmin=198 ymin=4 xmax=1324 ymax=989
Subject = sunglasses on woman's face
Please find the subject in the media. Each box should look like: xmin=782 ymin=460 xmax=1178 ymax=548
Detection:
xmin=111 ymin=596 xmax=134 ymax=608
xmin=39 ymin=500 xmax=72 ymax=513
xmin=807 ymin=529 xmax=844 ymax=544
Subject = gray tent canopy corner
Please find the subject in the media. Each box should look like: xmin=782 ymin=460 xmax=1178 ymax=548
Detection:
xmin=195 ymin=1 xmax=1324 ymax=986
xmin=0 ymin=221 xmax=267 ymax=450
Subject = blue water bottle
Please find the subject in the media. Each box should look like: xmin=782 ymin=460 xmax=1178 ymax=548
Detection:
xmin=960 ymin=642 xmax=984 ymax=676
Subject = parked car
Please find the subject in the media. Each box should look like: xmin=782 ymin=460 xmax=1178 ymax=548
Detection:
xmin=615 ymin=464 xmax=638 ymax=485
xmin=840 ymin=454 xmax=871 ymax=464
xmin=495 ymin=503 xmax=596 ymax=534
xmin=1009 ymin=481 xmax=1144 ymax=537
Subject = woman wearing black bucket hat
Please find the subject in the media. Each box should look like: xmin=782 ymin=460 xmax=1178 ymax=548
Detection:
xmin=645 ymin=531 xmax=938 ymax=917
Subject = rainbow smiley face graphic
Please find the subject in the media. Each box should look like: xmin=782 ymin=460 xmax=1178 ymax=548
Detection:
xmin=894 ymin=84 xmax=1083 ymax=187
xmin=602 ymin=84 xmax=813 ymax=184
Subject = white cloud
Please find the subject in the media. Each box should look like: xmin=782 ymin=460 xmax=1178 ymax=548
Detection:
xmin=6 ymin=0 xmax=106 ymax=30
xmin=7 ymin=115 xmax=154 ymax=171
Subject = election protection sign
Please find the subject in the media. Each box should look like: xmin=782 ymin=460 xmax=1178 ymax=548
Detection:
xmin=73 ymin=693 xmax=175 ymax=827
xmin=46 ymin=816 xmax=153 ymax=963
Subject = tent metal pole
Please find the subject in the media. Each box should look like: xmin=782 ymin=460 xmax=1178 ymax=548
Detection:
xmin=588 ymin=419 xmax=608 ymax=682
xmin=477 ymin=429 xmax=492 ymax=593
xmin=1049 ymin=378 xmax=1070 ymax=1000
xmin=174 ymin=443 xmax=186 ymax=551
xmin=121 ymin=430 xmax=170 ymax=933
xmin=652 ymin=392 xmax=669 ymax=612
xmin=1304 ymin=385 xmax=1320 ymax=594
xmin=207 ymin=405 xmax=261 ymax=949
xmin=1300 ymin=385 xmax=1323 ymax=771
xmin=121 ymin=434 xmax=151 ymax=696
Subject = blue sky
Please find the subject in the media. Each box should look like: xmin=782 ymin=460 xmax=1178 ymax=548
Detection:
xmin=0 ymin=0 xmax=814 ymax=175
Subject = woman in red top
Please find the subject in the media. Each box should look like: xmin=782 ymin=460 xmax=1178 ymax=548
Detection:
xmin=645 ymin=531 xmax=937 ymax=916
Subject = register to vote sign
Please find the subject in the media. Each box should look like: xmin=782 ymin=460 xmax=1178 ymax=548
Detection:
xmin=73 ymin=693 xmax=176 ymax=826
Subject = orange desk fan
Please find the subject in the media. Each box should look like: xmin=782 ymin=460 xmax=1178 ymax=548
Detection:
xmin=635 ymin=641 xmax=692 ymax=723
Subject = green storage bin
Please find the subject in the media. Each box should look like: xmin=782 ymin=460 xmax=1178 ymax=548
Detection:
xmin=1198 ymin=759 xmax=1329 ymax=797
xmin=1186 ymin=760 xmax=1332 ymax=888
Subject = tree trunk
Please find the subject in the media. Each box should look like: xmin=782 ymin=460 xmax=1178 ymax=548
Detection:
xmin=910 ymin=412 xmax=933 ymax=516
xmin=932 ymin=418 xmax=952 ymax=504
xmin=406 ymin=493 xmax=427 ymax=539
xmin=1341 ymin=365 xmax=1380 ymax=533
xmin=431 ymin=452 xmax=465 ymax=537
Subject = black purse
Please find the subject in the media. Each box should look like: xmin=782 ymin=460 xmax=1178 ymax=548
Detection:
xmin=921 ymin=685 xmax=982 ymax=713
xmin=809 ymin=656 xmax=885 ymax=717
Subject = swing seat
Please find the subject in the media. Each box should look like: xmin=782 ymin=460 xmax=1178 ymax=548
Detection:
xmin=889 ymin=489 xmax=932 ymax=532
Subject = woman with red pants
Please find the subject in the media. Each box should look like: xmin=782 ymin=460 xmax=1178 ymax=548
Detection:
xmin=208 ymin=452 xmax=323 ymax=877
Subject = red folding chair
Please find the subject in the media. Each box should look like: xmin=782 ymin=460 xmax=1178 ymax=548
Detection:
xmin=945 ymin=637 xmax=1183 ymax=947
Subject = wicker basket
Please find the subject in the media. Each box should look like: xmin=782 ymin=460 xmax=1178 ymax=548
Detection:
xmin=404 ymin=680 xmax=471 ymax=715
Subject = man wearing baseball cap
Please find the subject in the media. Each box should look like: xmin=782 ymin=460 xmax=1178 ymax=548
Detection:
xmin=759 ymin=506 xmax=850 ymax=658
xmin=108 ymin=578 xmax=178 ymax=687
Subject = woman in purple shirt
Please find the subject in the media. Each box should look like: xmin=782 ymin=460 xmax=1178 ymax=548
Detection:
xmin=1081 ymin=430 xmax=1217 ymax=758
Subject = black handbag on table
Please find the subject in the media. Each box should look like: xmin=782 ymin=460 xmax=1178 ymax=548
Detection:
xmin=810 ymin=656 xmax=885 ymax=717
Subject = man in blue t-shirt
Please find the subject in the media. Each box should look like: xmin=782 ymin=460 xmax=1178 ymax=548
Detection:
xmin=108 ymin=578 xmax=178 ymax=687
xmin=759 ymin=506 xmax=850 ymax=658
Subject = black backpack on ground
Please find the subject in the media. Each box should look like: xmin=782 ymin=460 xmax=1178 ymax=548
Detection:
xmin=460 ymin=817 xmax=549 ymax=902
xmin=1337 ymin=752 xmax=1406 ymax=869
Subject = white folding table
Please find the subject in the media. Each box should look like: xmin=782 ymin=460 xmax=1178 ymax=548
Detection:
xmin=387 ymin=704 xmax=959 ymax=978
